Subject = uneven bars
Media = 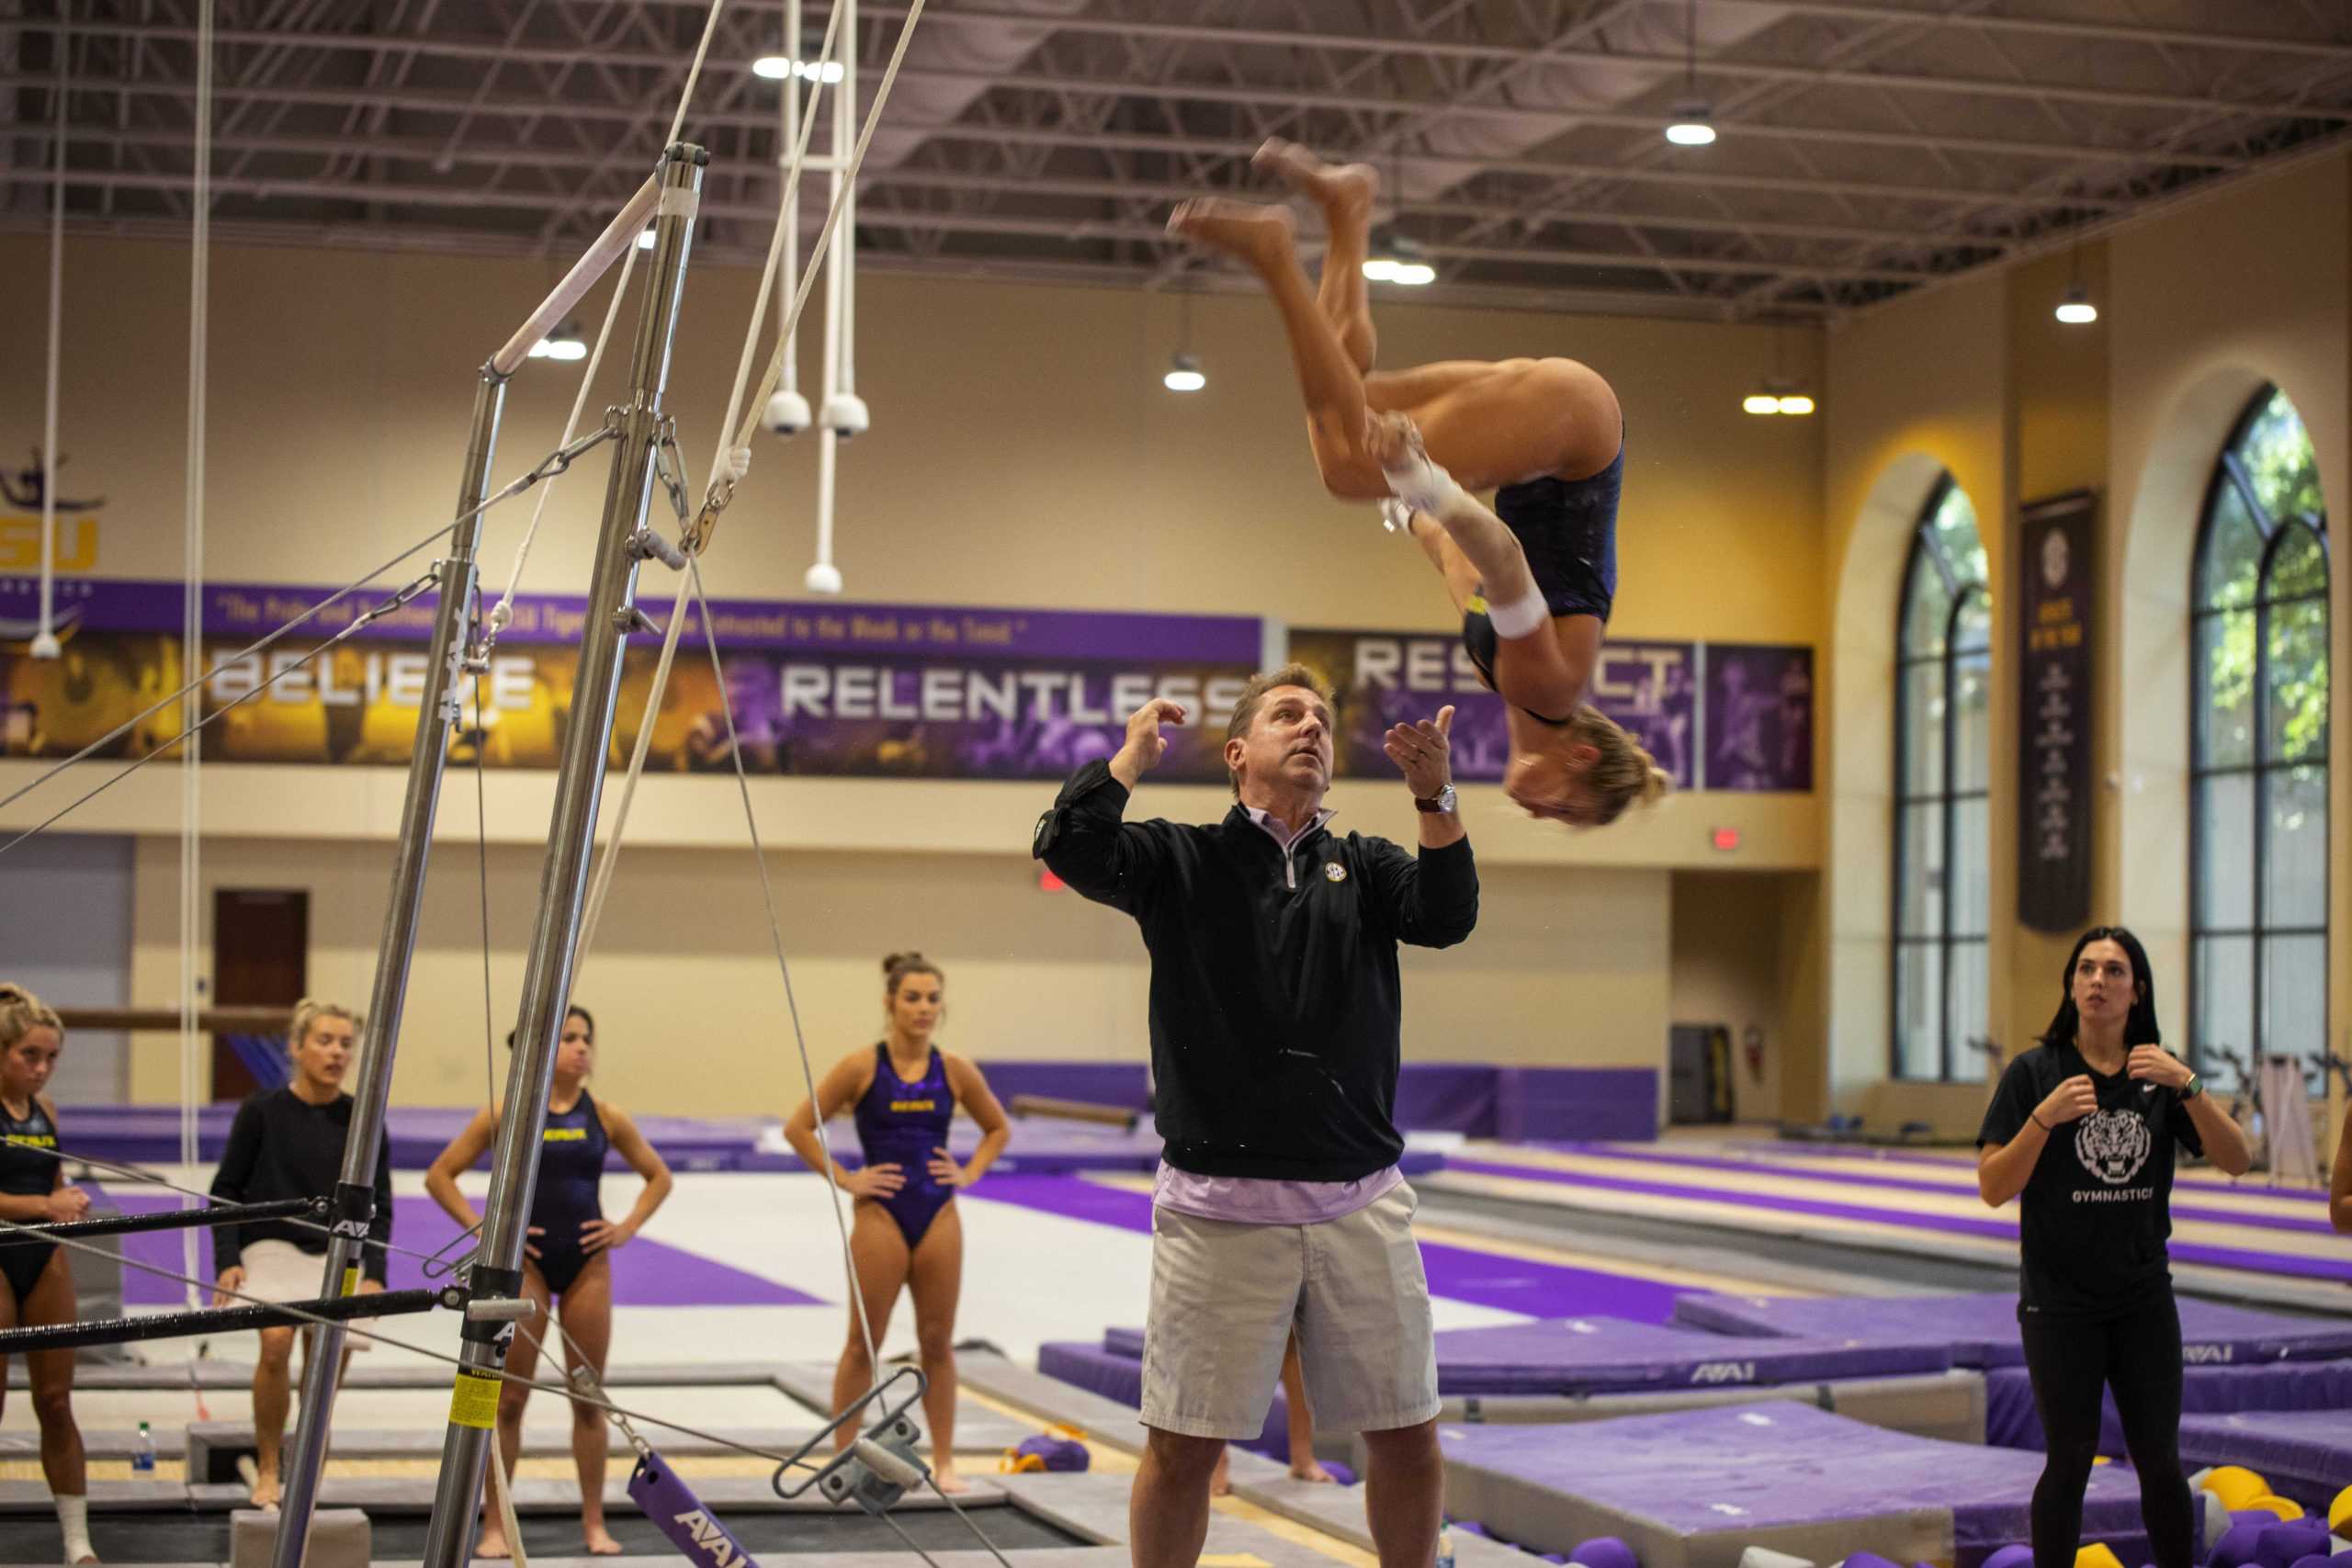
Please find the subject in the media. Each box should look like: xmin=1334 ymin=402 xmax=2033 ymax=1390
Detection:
xmin=58 ymin=1006 xmax=294 ymax=1034
xmin=487 ymin=173 xmax=663 ymax=378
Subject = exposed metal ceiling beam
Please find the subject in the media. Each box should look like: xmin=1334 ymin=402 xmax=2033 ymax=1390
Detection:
xmin=42 ymin=122 xmax=2015 ymax=251
xmin=23 ymin=56 xmax=2258 ymax=169
xmin=4 ymin=163 xmax=1939 ymax=283
xmin=49 ymin=13 xmax=2340 ymax=122
xmin=1694 ymin=0 xmax=2352 ymax=62
xmin=24 ymin=75 xmax=2141 ymax=212
xmin=0 ymin=209 xmax=1827 ymax=321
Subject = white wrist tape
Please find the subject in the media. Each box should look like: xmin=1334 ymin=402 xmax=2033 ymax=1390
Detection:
xmin=1484 ymin=583 xmax=1552 ymax=639
xmin=1382 ymin=446 xmax=1469 ymax=521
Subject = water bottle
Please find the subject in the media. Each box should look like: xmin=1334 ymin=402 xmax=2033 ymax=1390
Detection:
xmin=1437 ymin=1525 xmax=1455 ymax=1568
xmin=132 ymin=1421 xmax=156 ymax=1475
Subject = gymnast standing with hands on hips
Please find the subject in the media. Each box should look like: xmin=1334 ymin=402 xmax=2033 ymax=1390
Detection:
xmin=425 ymin=1003 xmax=674 ymax=1557
xmin=786 ymin=953 xmax=1011 ymax=1495
xmin=1975 ymin=926 xmax=2251 ymax=1568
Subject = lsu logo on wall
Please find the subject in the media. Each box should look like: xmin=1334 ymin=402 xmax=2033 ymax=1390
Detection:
xmin=0 ymin=515 xmax=98 ymax=572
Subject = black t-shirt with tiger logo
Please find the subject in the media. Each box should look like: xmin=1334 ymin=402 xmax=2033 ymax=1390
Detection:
xmin=1977 ymin=1041 xmax=2205 ymax=1319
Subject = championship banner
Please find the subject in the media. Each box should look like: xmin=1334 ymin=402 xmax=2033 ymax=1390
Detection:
xmin=0 ymin=577 xmax=1264 ymax=784
xmin=1701 ymin=643 xmax=1815 ymax=793
xmin=1285 ymin=626 xmax=1698 ymax=788
xmin=2018 ymin=491 xmax=2098 ymax=931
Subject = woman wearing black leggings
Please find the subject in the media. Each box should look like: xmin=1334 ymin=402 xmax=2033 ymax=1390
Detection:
xmin=1977 ymin=925 xmax=2252 ymax=1568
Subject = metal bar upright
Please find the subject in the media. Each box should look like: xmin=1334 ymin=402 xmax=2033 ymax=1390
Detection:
xmin=266 ymin=366 xmax=510 ymax=1568
xmin=415 ymin=142 xmax=706 ymax=1568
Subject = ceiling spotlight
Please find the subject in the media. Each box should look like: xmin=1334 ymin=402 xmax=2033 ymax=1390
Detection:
xmin=2054 ymin=280 xmax=2098 ymax=325
xmin=527 ymin=321 xmax=589 ymax=363
xmin=1666 ymin=99 xmax=1717 ymax=146
xmin=753 ymin=56 xmax=845 ymax=84
xmin=1744 ymin=378 xmax=1815 ymax=416
xmin=1363 ymin=229 xmax=1436 ymax=287
xmin=1163 ymin=351 xmax=1206 ymax=393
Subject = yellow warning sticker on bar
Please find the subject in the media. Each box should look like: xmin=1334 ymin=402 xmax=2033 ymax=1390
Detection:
xmin=342 ymin=1266 xmax=360 ymax=1297
xmin=450 ymin=1369 xmax=501 ymax=1430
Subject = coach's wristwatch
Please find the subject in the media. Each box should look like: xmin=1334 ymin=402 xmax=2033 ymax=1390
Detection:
xmin=2180 ymin=1072 xmax=2203 ymax=1100
xmin=1415 ymin=784 xmax=1459 ymax=815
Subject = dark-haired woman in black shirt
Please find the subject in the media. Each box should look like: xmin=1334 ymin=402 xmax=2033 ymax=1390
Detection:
xmin=1976 ymin=926 xmax=2251 ymax=1568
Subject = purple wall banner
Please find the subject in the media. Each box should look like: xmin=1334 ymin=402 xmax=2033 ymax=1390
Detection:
xmin=1285 ymin=627 xmax=1697 ymax=788
xmin=1701 ymin=643 xmax=1814 ymax=792
xmin=0 ymin=576 xmax=1265 ymax=784
xmin=2017 ymin=491 xmax=2098 ymax=931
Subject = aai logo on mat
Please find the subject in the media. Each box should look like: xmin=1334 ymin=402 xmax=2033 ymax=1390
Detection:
xmin=2074 ymin=1107 xmax=2152 ymax=1185
xmin=1690 ymin=1360 xmax=1756 ymax=1384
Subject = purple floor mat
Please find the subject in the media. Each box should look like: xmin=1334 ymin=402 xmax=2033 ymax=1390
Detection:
xmin=1672 ymin=1291 xmax=2352 ymax=1370
xmin=107 ymin=1195 xmax=822 ymax=1308
xmin=1984 ymin=1358 xmax=2352 ymax=1455
xmin=1101 ymin=1317 xmax=1951 ymax=1394
xmin=1544 ymin=1145 xmax=2340 ymax=1236
xmin=971 ymin=1176 xmax=1686 ymax=1321
xmin=2176 ymin=1407 xmax=2352 ymax=1510
xmin=1439 ymin=1401 xmax=2154 ymax=1564
xmin=1446 ymin=1156 xmax=2352 ymax=1283
xmin=1036 ymin=1342 xmax=1295 ymax=1459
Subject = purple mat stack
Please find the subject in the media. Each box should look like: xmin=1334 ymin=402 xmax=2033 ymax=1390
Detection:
xmin=1438 ymin=1401 xmax=2158 ymax=1568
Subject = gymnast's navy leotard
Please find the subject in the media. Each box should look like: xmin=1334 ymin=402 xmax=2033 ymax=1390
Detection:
xmin=528 ymin=1090 xmax=607 ymax=1297
xmin=854 ymin=1045 xmax=957 ymax=1247
xmin=0 ymin=1099 xmax=61 ymax=1305
xmin=1460 ymin=438 xmax=1624 ymax=726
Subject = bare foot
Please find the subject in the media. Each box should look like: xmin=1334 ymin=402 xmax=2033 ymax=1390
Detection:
xmin=248 ymin=1470 xmax=282 ymax=1510
xmin=582 ymin=1525 xmax=624 ymax=1556
xmin=1209 ymin=1445 xmax=1232 ymax=1498
xmin=473 ymin=1525 xmax=513 ymax=1561
xmin=1253 ymin=138 xmax=1379 ymax=221
xmin=1291 ymin=1457 xmax=1336 ymax=1483
xmin=1167 ymin=197 xmax=1295 ymax=270
xmin=933 ymin=1462 xmax=971 ymax=1496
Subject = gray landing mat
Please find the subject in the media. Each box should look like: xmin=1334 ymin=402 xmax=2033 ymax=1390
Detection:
xmin=767 ymin=1360 xmax=1037 ymax=1452
xmin=1105 ymin=1320 xmax=1951 ymax=1394
xmin=1438 ymin=1400 xmax=2153 ymax=1568
xmin=2177 ymin=1408 xmax=2352 ymax=1510
xmin=1437 ymin=1369 xmax=1987 ymax=1445
xmin=960 ymin=1354 xmax=1544 ymax=1568
xmin=1670 ymin=1292 xmax=2352 ymax=1369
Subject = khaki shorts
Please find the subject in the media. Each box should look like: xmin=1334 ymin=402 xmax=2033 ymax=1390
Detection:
xmin=1140 ymin=1184 xmax=1438 ymax=1439
xmin=238 ymin=1239 xmax=374 ymax=1350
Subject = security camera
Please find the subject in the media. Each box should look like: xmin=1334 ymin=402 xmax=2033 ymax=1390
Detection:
xmin=804 ymin=561 xmax=843 ymax=595
xmin=763 ymin=389 xmax=812 ymax=437
xmin=820 ymin=392 xmax=870 ymax=438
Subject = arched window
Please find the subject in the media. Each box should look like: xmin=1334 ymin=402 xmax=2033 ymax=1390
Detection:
xmin=2191 ymin=387 xmax=2329 ymax=1093
xmin=1894 ymin=478 xmax=1992 ymax=1081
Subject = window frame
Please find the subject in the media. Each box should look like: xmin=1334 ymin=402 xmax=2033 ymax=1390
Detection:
xmin=2188 ymin=386 xmax=2330 ymax=1090
xmin=1891 ymin=476 xmax=1992 ymax=1083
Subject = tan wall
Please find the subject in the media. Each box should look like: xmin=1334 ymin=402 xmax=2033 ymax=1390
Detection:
xmin=126 ymin=835 xmax=1674 ymax=1113
xmin=2005 ymin=243 xmax=2112 ymax=1055
xmin=1668 ymin=869 xmax=1820 ymax=1122
xmin=1819 ymin=147 xmax=2351 ymax=1145
xmin=0 ymin=231 xmax=1807 ymax=1109
xmin=1821 ymin=270 xmax=2010 ymax=1113
xmin=2107 ymin=153 xmax=2351 ymax=1144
